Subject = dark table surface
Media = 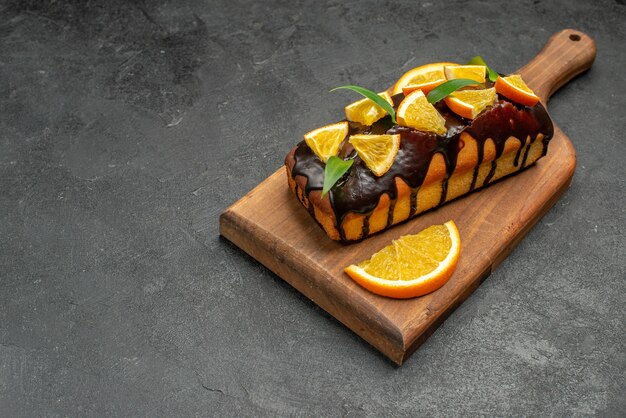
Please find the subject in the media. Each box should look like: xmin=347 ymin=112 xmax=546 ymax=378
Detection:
xmin=1 ymin=0 xmax=625 ymax=416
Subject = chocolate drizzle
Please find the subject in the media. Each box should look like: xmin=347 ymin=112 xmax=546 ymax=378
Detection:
xmin=289 ymin=92 xmax=553 ymax=239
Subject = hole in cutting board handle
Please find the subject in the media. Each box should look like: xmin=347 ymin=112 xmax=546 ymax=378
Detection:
xmin=569 ymin=33 xmax=581 ymax=41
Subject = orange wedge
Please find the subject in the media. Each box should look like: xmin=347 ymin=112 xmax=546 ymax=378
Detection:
xmin=401 ymin=79 xmax=446 ymax=96
xmin=344 ymin=92 xmax=393 ymax=126
xmin=495 ymin=74 xmax=540 ymax=107
xmin=303 ymin=121 xmax=349 ymax=162
xmin=397 ymin=90 xmax=447 ymax=135
xmin=349 ymin=134 xmax=400 ymax=177
xmin=444 ymin=87 xmax=497 ymax=119
xmin=393 ymin=62 xmax=458 ymax=95
xmin=344 ymin=221 xmax=461 ymax=299
xmin=444 ymin=65 xmax=487 ymax=83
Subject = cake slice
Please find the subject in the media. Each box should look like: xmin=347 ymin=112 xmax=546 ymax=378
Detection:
xmin=284 ymin=67 xmax=554 ymax=242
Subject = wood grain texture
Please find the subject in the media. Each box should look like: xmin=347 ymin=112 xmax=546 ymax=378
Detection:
xmin=219 ymin=29 xmax=596 ymax=364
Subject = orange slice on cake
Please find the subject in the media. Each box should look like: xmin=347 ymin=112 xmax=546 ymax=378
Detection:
xmin=397 ymin=90 xmax=447 ymax=135
xmin=495 ymin=74 xmax=540 ymax=107
xmin=444 ymin=87 xmax=497 ymax=119
xmin=444 ymin=65 xmax=487 ymax=83
xmin=344 ymin=92 xmax=393 ymax=126
xmin=394 ymin=62 xmax=458 ymax=96
xmin=349 ymin=134 xmax=400 ymax=177
xmin=303 ymin=121 xmax=349 ymax=162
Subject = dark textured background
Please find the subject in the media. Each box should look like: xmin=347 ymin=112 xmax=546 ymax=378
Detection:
xmin=1 ymin=0 xmax=624 ymax=416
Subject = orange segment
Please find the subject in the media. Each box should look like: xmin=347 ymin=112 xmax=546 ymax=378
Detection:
xmin=393 ymin=62 xmax=458 ymax=95
xmin=444 ymin=87 xmax=497 ymax=119
xmin=344 ymin=221 xmax=461 ymax=299
xmin=495 ymin=74 xmax=540 ymax=107
xmin=444 ymin=65 xmax=487 ymax=83
xmin=349 ymin=134 xmax=400 ymax=177
xmin=397 ymin=90 xmax=447 ymax=135
xmin=344 ymin=92 xmax=393 ymax=126
xmin=401 ymin=79 xmax=446 ymax=96
xmin=303 ymin=121 xmax=349 ymax=162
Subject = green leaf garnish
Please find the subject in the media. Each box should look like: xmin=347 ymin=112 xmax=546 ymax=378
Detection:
xmin=322 ymin=156 xmax=353 ymax=198
xmin=467 ymin=56 xmax=498 ymax=82
xmin=427 ymin=79 xmax=482 ymax=104
xmin=331 ymin=85 xmax=396 ymax=124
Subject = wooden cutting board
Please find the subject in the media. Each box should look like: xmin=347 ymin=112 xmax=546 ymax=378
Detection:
xmin=220 ymin=30 xmax=596 ymax=365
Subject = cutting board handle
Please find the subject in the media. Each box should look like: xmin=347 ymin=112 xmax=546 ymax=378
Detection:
xmin=518 ymin=29 xmax=596 ymax=103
